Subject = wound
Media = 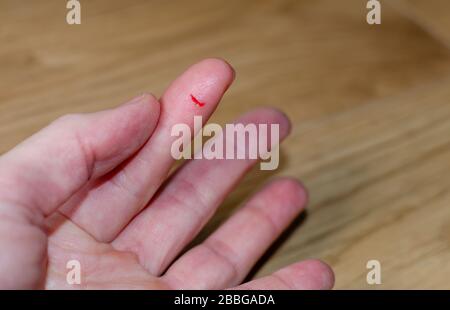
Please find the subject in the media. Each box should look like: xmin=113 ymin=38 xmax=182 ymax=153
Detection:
xmin=190 ymin=94 xmax=205 ymax=107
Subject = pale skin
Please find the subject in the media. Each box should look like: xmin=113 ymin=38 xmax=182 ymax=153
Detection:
xmin=0 ymin=59 xmax=334 ymax=290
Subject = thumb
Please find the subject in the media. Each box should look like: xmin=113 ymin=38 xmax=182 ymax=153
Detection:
xmin=0 ymin=93 xmax=160 ymax=216
xmin=0 ymin=93 xmax=160 ymax=288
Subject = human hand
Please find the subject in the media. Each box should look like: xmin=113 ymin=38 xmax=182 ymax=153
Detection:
xmin=0 ymin=59 xmax=334 ymax=290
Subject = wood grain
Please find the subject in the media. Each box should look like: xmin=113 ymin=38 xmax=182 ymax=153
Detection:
xmin=392 ymin=0 xmax=450 ymax=47
xmin=1 ymin=0 xmax=450 ymax=288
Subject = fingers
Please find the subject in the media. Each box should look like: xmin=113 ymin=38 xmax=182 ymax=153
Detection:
xmin=61 ymin=58 xmax=235 ymax=242
xmin=0 ymin=94 xmax=160 ymax=217
xmin=113 ymin=108 xmax=291 ymax=276
xmin=230 ymin=260 xmax=334 ymax=290
xmin=162 ymin=178 xmax=307 ymax=289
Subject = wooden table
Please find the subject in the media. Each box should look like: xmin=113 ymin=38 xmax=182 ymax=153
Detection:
xmin=1 ymin=0 xmax=449 ymax=289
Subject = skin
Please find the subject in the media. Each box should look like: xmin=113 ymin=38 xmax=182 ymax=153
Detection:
xmin=0 ymin=59 xmax=334 ymax=290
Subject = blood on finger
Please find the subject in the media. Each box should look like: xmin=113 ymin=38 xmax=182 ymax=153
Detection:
xmin=190 ymin=94 xmax=205 ymax=108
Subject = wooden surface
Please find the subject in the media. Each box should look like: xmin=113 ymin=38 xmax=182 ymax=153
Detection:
xmin=392 ymin=0 xmax=450 ymax=47
xmin=1 ymin=0 xmax=450 ymax=289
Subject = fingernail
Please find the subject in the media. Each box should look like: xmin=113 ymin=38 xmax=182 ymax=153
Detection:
xmin=123 ymin=93 xmax=153 ymax=106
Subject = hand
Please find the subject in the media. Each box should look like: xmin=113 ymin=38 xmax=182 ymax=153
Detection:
xmin=0 ymin=59 xmax=334 ymax=289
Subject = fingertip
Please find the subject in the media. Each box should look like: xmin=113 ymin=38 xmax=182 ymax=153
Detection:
xmin=135 ymin=93 xmax=161 ymax=123
xmin=307 ymin=259 xmax=335 ymax=290
xmin=140 ymin=92 xmax=159 ymax=106
xmin=267 ymin=177 xmax=309 ymax=209
xmin=78 ymin=93 xmax=162 ymax=178
xmin=240 ymin=107 xmax=292 ymax=140
xmin=123 ymin=93 xmax=160 ymax=114
xmin=261 ymin=107 xmax=292 ymax=139
xmin=161 ymin=58 xmax=235 ymax=119
xmin=246 ymin=178 xmax=307 ymax=231
xmin=287 ymin=259 xmax=335 ymax=290
xmin=118 ymin=93 xmax=161 ymax=140
xmin=195 ymin=58 xmax=236 ymax=87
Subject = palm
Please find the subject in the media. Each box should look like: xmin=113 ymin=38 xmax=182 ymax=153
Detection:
xmin=45 ymin=214 xmax=166 ymax=289
xmin=0 ymin=59 xmax=333 ymax=290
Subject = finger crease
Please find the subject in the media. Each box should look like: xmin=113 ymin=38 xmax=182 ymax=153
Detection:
xmin=203 ymin=239 xmax=240 ymax=284
xmin=245 ymin=204 xmax=280 ymax=236
xmin=74 ymin=130 xmax=95 ymax=181
xmin=272 ymin=273 xmax=294 ymax=289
